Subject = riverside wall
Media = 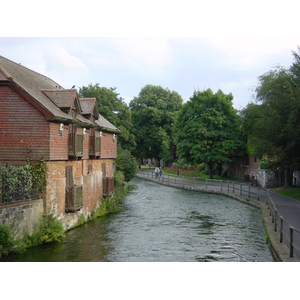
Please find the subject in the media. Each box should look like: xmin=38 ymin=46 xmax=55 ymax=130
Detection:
xmin=0 ymin=199 xmax=43 ymax=240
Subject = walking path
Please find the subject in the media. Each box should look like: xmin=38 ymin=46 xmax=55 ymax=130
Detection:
xmin=136 ymin=170 xmax=300 ymax=262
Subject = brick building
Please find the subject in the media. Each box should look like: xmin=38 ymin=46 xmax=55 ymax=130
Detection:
xmin=226 ymin=155 xmax=278 ymax=188
xmin=0 ymin=55 xmax=120 ymax=233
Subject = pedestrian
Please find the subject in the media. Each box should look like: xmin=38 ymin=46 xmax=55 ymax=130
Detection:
xmin=154 ymin=167 xmax=158 ymax=178
xmin=159 ymin=167 xmax=162 ymax=177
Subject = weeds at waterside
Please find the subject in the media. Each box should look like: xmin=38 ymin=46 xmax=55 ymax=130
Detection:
xmin=0 ymin=213 xmax=65 ymax=258
xmin=90 ymin=182 xmax=134 ymax=220
xmin=0 ymin=175 xmax=134 ymax=258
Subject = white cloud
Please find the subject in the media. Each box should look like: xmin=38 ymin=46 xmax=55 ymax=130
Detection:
xmin=1 ymin=37 xmax=299 ymax=109
xmin=91 ymin=38 xmax=173 ymax=72
xmin=43 ymin=45 xmax=89 ymax=75
xmin=208 ymin=37 xmax=299 ymax=71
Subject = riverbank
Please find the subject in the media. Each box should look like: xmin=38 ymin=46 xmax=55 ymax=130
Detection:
xmin=0 ymin=181 xmax=131 ymax=259
xmin=136 ymin=170 xmax=300 ymax=262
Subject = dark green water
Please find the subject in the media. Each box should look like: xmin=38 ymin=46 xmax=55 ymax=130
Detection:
xmin=1 ymin=178 xmax=274 ymax=262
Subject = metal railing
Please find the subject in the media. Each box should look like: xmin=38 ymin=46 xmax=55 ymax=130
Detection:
xmin=136 ymin=170 xmax=300 ymax=259
xmin=136 ymin=170 xmax=268 ymax=202
xmin=266 ymin=194 xmax=300 ymax=258
xmin=0 ymin=188 xmax=42 ymax=205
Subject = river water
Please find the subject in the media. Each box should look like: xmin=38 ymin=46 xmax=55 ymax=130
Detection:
xmin=1 ymin=178 xmax=274 ymax=262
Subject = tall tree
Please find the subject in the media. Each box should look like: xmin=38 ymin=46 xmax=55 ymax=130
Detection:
xmin=175 ymin=89 xmax=244 ymax=178
xmin=79 ymin=83 xmax=136 ymax=151
xmin=129 ymin=85 xmax=183 ymax=165
xmin=241 ymin=60 xmax=300 ymax=186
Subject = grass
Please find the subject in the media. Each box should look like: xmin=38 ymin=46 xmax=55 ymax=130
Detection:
xmin=273 ymin=187 xmax=300 ymax=201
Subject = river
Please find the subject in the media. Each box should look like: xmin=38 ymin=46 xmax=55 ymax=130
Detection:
xmin=1 ymin=178 xmax=274 ymax=262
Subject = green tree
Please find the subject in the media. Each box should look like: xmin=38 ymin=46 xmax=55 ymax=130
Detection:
xmin=175 ymin=89 xmax=244 ymax=178
xmin=241 ymin=58 xmax=300 ymax=186
xmin=114 ymin=145 xmax=137 ymax=181
xmin=79 ymin=83 xmax=136 ymax=151
xmin=129 ymin=85 xmax=183 ymax=165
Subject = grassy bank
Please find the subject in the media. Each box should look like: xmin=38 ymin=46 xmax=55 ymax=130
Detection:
xmin=273 ymin=187 xmax=300 ymax=201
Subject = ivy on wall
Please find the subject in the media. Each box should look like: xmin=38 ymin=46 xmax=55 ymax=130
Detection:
xmin=0 ymin=160 xmax=46 ymax=202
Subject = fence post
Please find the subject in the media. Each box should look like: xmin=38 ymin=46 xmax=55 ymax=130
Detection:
xmin=280 ymin=217 xmax=283 ymax=243
xmin=221 ymin=180 xmax=223 ymax=192
xmin=274 ymin=210 xmax=277 ymax=232
xmin=227 ymin=181 xmax=229 ymax=192
xmin=233 ymin=182 xmax=235 ymax=193
xmin=240 ymin=184 xmax=242 ymax=195
xmin=290 ymin=227 xmax=294 ymax=257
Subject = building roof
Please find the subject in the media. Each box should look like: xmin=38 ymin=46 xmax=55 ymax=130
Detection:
xmin=95 ymin=116 xmax=120 ymax=133
xmin=0 ymin=55 xmax=73 ymax=122
xmin=0 ymin=55 xmax=119 ymax=133
xmin=42 ymin=89 xmax=80 ymax=109
xmin=79 ymin=98 xmax=98 ymax=115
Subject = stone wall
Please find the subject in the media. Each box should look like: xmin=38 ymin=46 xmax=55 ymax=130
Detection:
xmin=256 ymin=169 xmax=278 ymax=188
xmin=0 ymin=158 xmax=116 ymax=236
xmin=0 ymin=199 xmax=43 ymax=240
xmin=293 ymin=171 xmax=300 ymax=186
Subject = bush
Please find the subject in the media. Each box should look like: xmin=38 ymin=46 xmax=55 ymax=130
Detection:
xmin=114 ymin=146 xmax=137 ymax=181
xmin=114 ymin=170 xmax=125 ymax=187
xmin=0 ymin=224 xmax=13 ymax=258
xmin=26 ymin=214 xmax=65 ymax=246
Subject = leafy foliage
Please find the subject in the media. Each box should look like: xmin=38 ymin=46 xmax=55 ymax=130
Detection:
xmin=175 ymin=89 xmax=244 ymax=178
xmin=0 ymin=224 xmax=13 ymax=258
xmin=79 ymin=83 xmax=136 ymax=151
xmin=241 ymin=50 xmax=300 ymax=185
xmin=114 ymin=145 xmax=137 ymax=181
xmin=26 ymin=214 xmax=65 ymax=246
xmin=129 ymin=85 xmax=183 ymax=163
xmin=0 ymin=165 xmax=32 ymax=201
xmin=0 ymin=161 xmax=46 ymax=202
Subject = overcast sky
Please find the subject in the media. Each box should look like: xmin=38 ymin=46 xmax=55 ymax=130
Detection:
xmin=1 ymin=1 xmax=299 ymax=111
xmin=1 ymin=37 xmax=299 ymax=110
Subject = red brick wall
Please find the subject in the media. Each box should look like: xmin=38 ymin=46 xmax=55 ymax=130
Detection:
xmin=83 ymin=128 xmax=90 ymax=160
xmin=249 ymin=156 xmax=260 ymax=170
xmin=49 ymin=122 xmax=69 ymax=160
xmin=45 ymin=158 xmax=115 ymax=219
xmin=248 ymin=156 xmax=260 ymax=179
xmin=101 ymin=132 xmax=117 ymax=158
xmin=0 ymin=85 xmax=50 ymax=161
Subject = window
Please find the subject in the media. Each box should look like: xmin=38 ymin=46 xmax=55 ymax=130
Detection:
xmin=65 ymin=166 xmax=83 ymax=212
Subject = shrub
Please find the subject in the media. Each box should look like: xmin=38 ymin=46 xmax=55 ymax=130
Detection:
xmin=0 ymin=224 xmax=13 ymax=258
xmin=114 ymin=146 xmax=137 ymax=181
xmin=26 ymin=214 xmax=65 ymax=246
xmin=114 ymin=170 xmax=125 ymax=187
